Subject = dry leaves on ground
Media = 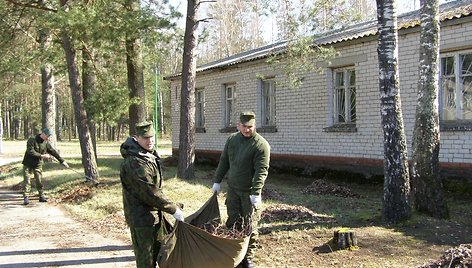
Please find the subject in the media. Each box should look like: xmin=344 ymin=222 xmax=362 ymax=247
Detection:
xmin=262 ymin=187 xmax=285 ymax=201
xmin=261 ymin=204 xmax=323 ymax=223
xmin=301 ymin=179 xmax=362 ymax=198
xmin=54 ymin=185 xmax=95 ymax=202
xmin=417 ymin=244 xmax=472 ymax=268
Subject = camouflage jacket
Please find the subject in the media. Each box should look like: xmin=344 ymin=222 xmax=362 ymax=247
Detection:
xmin=120 ymin=137 xmax=178 ymax=227
xmin=22 ymin=134 xmax=64 ymax=168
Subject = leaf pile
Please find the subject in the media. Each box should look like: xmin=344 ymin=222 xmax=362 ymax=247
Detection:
xmin=301 ymin=179 xmax=361 ymax=198
xmin=261 ymin=204 xmax=321 ymax=222
xmin=54 ymin=185 xmax=95 ymax=203
xmin=200 ymin=218 xmax=251 ymax=240
xmin=262 ymin=187 xmax=285 ymax=201
xmin=417 ymin=244 xmax=472 ymax=268
xmin=0 ymin=165 xmax=18 ymax=174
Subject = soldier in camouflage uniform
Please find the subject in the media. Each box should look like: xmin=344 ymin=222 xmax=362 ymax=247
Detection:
xmin=21 ymin=128 xmax=69 ymax=205
xmin=120 ymin=121 xmax=184 ymax=268
xmin=212 ymin=111 xmax=271 ymax=268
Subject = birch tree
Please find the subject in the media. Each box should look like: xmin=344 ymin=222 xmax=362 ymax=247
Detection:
xmin=177 ymin=0 xmax=200 ymax=180
xmin=376 ymin=0 xmax=411 ymax=223
xmin=411 ymin=0 xmax=449 ymax=219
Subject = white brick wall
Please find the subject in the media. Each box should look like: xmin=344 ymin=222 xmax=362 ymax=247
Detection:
xmin=169 ymin=17 xmax=472 ymax=174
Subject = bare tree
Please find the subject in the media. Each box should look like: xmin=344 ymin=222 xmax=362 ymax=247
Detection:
xmin=177 ymin=0 xmax=201 ymax=180
xmin=376 ymin=0 xmax=411 ymax=223
xmin=201 ymin=0 xmax=265 ymax=62
xmin=411 ymin=0 xmax=449 ymax=219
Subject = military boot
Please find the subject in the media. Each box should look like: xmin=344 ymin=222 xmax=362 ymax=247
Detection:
xmin=39 ymin=195 xmax=48 ymax=202
xmin=239 ymin=258 xmax=256 ymax=268
xmin=23 ymin=196 xmax=30 ymax=205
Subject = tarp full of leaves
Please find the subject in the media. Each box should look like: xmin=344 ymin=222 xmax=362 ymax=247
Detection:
xmin=157 ymin=193 xmax=250 ymax=268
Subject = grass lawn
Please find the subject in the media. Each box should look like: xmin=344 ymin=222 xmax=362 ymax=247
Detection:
xmin=1 ymin=139 xmax=471 ymax=267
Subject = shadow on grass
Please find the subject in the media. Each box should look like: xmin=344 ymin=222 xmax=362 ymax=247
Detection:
xmin=3 ymin=156 xmax=471 ymax=249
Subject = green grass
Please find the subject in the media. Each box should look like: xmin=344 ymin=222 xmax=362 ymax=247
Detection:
xmin=1 ymin=139 xmax=471 ymax=267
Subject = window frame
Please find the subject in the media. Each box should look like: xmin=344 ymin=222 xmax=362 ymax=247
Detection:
xmin=261 ymin=78 xmax=276 ymax=127
xmin=440 ymin=50 xmax=472 ymax=131
xmin=195 ymin=88 xmax=206 ymax=132
xmin=324 ymin=66 xmax=357 ymax=132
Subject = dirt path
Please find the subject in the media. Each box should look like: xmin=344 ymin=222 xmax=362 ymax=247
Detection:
xmin=0 ymin=181 xmax=136 ymax=268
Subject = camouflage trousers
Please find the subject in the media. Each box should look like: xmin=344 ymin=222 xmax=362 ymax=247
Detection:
xmin=129 ymin=224 xmax=164 ymax=268
xmin=225 ymin=187 xmax=261 ymax=259
xmin=22 ymin=166 xmax=44 ymax=197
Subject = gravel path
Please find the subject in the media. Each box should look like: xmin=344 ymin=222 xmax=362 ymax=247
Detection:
xmin=0 ymin=181 xmax=136 ymax=268
xmin=0 ymin=152 xmax=137 ymax=268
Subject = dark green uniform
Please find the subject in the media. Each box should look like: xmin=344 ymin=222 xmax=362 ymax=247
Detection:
xmin=214 ymin=131 xmax=270 ymax=259
xmin=120 ymin=136 xmax=178 ymax=268
xmin=21 ymin=134 xmax=65 ymax=198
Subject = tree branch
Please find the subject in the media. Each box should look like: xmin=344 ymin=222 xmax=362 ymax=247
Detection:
xmin=4 ymin=0 xmax=57 ymax=12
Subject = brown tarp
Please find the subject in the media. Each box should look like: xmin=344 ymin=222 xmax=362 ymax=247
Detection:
xmin=157 ymin=193 xmax=250 ymax=268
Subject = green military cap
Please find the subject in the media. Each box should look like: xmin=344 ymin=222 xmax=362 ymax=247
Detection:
xmin=135 ymin=121 xmax=155 ymax=137
xmin=42 ymin=127 xmax=53 ymax=137
xmin=240 ymin=111 xmax=256 ymax=126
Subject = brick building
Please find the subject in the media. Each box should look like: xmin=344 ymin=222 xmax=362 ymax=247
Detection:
xmin=165 ymin=0 xmax=472 ymax=178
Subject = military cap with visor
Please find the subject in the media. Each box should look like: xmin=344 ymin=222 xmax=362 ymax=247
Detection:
xmin=240 ymin=111 xmax=256 ymax=126
xmin=135 ymin=121 xmax=155 ymax=137
xmin=42 ymin=127 xmax=53 ymax=137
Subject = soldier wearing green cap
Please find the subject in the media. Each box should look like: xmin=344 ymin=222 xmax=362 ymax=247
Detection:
xmin=212 ymin=111 xmax=270 ymax=268
xmin=120 ymin=121 xmax=184 ymax=268
xmin=21 ymin=128 xmax=69 ymax=205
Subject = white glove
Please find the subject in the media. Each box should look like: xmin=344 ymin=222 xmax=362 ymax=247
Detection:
xmin=250 ymin=195 xmax=262 ymax=206
xmin=212 ymin=183 xmax=221 ymax=193
xmin=62 ymin=161 xmax=69 ymax=168
xmin=173 ymin=208 xmax=184 ymax=221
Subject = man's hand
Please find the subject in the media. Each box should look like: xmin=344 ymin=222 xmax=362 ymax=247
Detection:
xmin=41 ymin=154 xmax=51 ymax=160
xmin=173 ymin=208 xmax=184 ymax=222
xmin=250 ymin=195 xmax=262 ymax=206
xmin=62 ymin=161 xmax=69 ymax=168
xmin=212 ymin=183 xmax=221 ymax=193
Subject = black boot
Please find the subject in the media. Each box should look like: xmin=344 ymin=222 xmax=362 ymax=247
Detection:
xmin=239 ymin=258 xmax=256 ymax=268
xmin=23 ymin=196 xmax=30 ymax=205
xmin=39 ymin=195 xmax=48 ymax=202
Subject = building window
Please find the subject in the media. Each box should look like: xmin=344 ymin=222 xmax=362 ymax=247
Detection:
xmin=195 ymin=89 xmax=205 ymax=131
xmin=440 ymin=52 xmax=472 ymax=126
xmin=324 ymin=67 xmax=357 ymax=133
xmin=334 ymin=68 xmax=356 ymax=124
xmin=225 ymin=84 xmax=235 ymax=127
xmin=261 ymin=78 xmax=276 ymax=126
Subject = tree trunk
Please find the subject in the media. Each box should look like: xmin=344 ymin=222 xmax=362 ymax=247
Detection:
xmin=61 ymin=33 xmax=99 ymax=182
xmin=56 ymin=94 xmax=63 ymax=142
xmin=14 ymin=105 xmax=21 ymax=140
xmin=333 ymin=228 xmax=358 ymax=250
xmin=376 ymin=0 xmax=411 ymax=223
xmin=37 ymin=6 xmax=57 ymax=148
xmin=82 ymin=47 xmax=97 ymax=160
xmin=41 ymin=62 xmax=56 ymax=148
xmin=0 ymin=101 xmax=3 ymax=154
xmin=411 ymin=0 xmax=449 ymax=219
xmin=125 ymin=0 xmax=147 ymax=136
xmin=177 ymin=0 xmax=200 ymax=180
